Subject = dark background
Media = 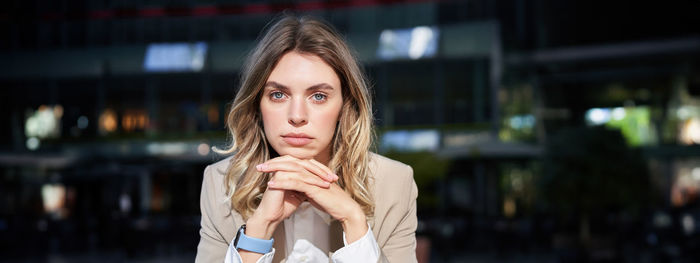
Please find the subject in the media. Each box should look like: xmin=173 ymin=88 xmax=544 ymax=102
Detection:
xmin=1 ymin=0 xmax=700 ymax=262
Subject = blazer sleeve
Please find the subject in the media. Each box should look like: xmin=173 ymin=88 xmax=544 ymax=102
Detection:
xmin=379 ymin=165 xmax=419 ymax=263
xmin=196 ymin=165 xmax=230 ymax=263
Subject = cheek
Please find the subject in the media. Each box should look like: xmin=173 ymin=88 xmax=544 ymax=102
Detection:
xmin=316 ymin=105 xmax=342 ymax=135
xmin=260 ymin=105 xmax=283 ymax=135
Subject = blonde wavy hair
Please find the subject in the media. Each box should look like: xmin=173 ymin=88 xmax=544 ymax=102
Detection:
xmin=215 ymin=15 xmax=374 ymax=220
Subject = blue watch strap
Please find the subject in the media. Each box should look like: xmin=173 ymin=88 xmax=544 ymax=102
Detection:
xmin=234 ymin=225 xmax=274 ymax=254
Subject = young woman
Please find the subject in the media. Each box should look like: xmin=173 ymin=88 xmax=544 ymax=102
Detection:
xmin=195 ymin=15 xmax=418 ymax=263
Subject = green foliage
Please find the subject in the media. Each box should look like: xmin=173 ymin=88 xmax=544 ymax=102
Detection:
xmin=605 ymin=107 xmax=655 ymax=146
xmin=499 ymin=84 xmax=536 ymax=143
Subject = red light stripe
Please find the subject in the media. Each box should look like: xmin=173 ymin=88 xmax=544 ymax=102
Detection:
xmin=139 ymin=7 xmax=166 ymax=17
xmin=89 ymin=10 xmax=114 ymax=19
xmin=297 ymin=2 xmax=325 ymax=11
xmin=25 ymin=0 xmax=439 ymax=21
xmin=242 ymin=4 xmax=271 ymax=14
xmin=192 ymin=6 xmax=219 ymax=16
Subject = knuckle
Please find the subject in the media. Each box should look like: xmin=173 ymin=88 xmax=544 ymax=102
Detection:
xmin=276 ymin=172 xmax=291 ymax=180
xmin=304 ymin=160 xmax=316 ymax=168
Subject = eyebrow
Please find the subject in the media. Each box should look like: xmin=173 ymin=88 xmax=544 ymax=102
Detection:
xmin=264 ymin=81 xmax=335 ymax=92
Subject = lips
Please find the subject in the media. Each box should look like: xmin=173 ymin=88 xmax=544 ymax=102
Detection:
xmin=281 ymin=133 xmax=313 ymax=146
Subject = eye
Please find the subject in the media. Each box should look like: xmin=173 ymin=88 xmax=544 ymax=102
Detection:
xmin=312 ymin=93 xmax=327 ymax=102
xmin=270 ymin=91 xmax=285 ymax=100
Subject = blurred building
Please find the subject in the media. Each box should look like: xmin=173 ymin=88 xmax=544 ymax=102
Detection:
xmin=1 ymin=0 xmax=699 ymax=262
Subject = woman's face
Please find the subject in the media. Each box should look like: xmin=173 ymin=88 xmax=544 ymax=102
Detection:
xmin=260 ymin=51 xmax=343 ymax=165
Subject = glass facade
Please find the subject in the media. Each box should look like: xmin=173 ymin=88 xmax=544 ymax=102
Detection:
xmin=1 ymin=0 xmax=699 ymax=261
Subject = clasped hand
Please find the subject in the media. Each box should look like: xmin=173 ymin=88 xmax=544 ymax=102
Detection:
xmin=245 ymin=155 xmax=368 ymax=244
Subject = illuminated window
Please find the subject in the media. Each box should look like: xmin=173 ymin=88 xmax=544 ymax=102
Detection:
xmin=42 ymin=184 xmax=66 ymax=219
xmin=380 ymin=129 xmax=440 ymax=152
xmin=25 ymin=105 xmax=62 ymax=139
xmin=377 ymin=26 xmax=439 ymax=61
xmin=122 ymin=109 xmax=148 ymax=132
xmin=680 ymin=117 xmax=700 ymax=145
xmin=671 ymin=161 xmax=700 ymax=207
xmin=144 ymin=42 xmax=207 ymax=72
xmin=99 ymin=109 xmax=118 ymax=135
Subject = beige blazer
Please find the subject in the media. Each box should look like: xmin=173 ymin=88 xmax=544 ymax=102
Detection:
xmin=195 ymin=152 xmax=418 ymax=263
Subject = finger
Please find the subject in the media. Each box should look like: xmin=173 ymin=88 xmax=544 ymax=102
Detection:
xmin=256 ymin=155 xmax=299 ymax=172
xmin=307 ymin=159 xmax=339 ymax=182
xmin=265 ymin=155 xmax=300 ymax=164
xmin=258 ymin=159 xmax=335 ymax=182
xmin=271 ymin=171 xmax=330 ymax=189
xmin=256 ymin=160 xmax=301 ymax=173
xmin=268 ymin=173 xmax=331 ymax=193
xmin=267 ymin=177 xmax=315 ymax=193
xmin=298 ymin=159 xmax=336 ymax=182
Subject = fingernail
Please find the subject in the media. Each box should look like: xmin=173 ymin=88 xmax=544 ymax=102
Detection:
xmin=332 ymin=173 xmax=339 ymax=180
xmin=267 ymin=181 xmax=275 ymax=186
xmin=256 ymin=164 xmax=265 ymax=170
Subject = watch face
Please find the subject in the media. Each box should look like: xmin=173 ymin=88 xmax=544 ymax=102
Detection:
xmin=233 ymin=225 xmax=245 ymax=247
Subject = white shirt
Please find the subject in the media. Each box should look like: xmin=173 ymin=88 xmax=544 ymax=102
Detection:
xmin=224 ymin=202 xmax=380 ymax=263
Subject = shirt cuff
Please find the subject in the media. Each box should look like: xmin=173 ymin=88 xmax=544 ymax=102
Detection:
xmin=225 ymin=239 xmax=276 ymax=263
xmin=331 ymin=225 xmax=380 ymax=263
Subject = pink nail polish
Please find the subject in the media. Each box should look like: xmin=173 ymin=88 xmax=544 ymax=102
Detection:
xmin=256 ymin=164 xmax=265 ymax=170
xmin=267 ymin=181 xmax=274 ymax=186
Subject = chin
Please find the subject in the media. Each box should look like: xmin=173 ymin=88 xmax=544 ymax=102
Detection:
xmin=274 ymin=147 xmax=318 ymax=160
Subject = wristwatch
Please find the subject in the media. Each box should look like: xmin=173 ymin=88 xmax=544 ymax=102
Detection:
xmin=233 ymin=224 xmax=274 ymax=254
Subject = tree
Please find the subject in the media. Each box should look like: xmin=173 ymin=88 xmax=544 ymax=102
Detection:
xmin=541 ymin=126 xmax=650 ymax=245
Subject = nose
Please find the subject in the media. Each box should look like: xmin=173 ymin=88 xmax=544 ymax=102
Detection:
xmin=288 ymin=98 xmax=308 ymax=126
